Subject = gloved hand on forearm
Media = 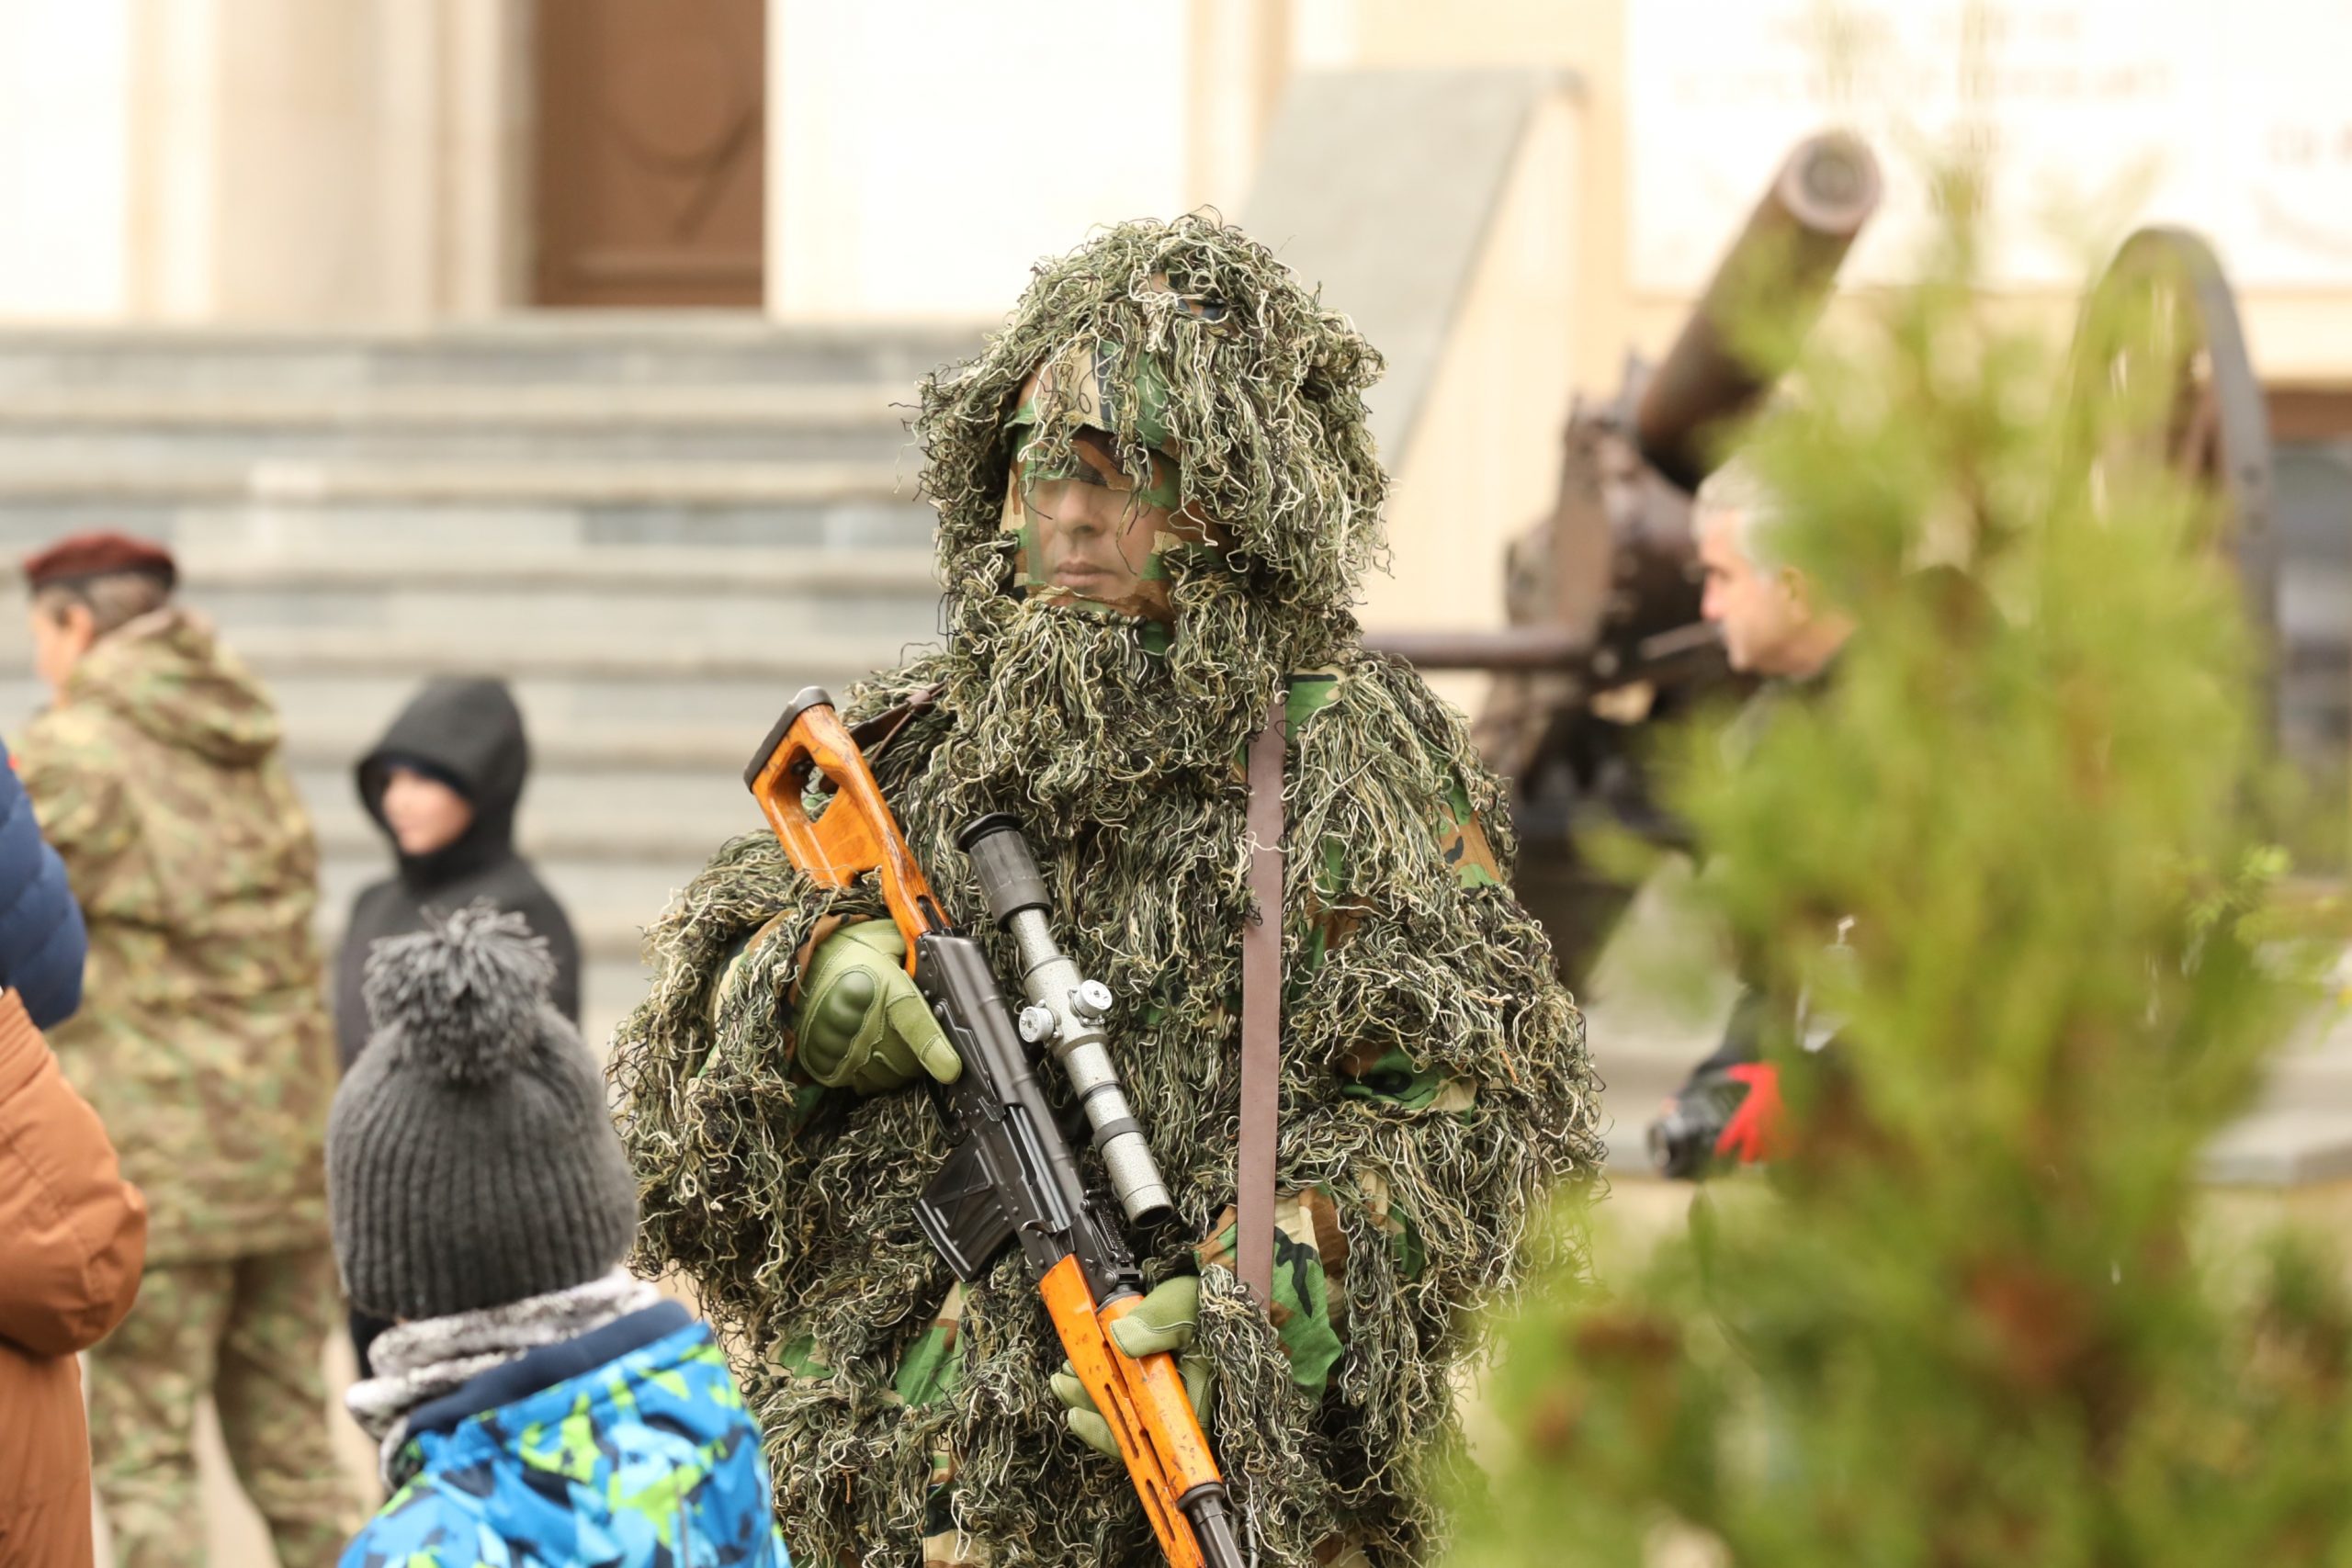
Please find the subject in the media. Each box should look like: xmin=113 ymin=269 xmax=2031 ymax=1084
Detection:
xmin=1049 ymin=1274 xmax=1213 ymax=1458
xmin=795 ymin=921 xmax=961 ymax=1092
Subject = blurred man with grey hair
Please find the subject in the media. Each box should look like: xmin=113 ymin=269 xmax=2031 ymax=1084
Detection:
xmin=1648 ymin=457 xmax=1858 ymax=1180
xmin=1694 ymin=457 xmax=1854 ymax=680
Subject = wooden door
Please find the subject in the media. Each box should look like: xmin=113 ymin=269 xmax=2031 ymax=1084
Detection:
xmin=533 ymin=0 xmax=766 ymax=307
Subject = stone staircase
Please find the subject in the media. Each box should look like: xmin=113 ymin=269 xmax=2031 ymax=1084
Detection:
xmin=0 ymin=315 xmax=973 ymax=1047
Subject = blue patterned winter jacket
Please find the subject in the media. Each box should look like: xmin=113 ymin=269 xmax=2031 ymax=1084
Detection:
xmin=341 ymin=1302 xmax=791 ymax=1568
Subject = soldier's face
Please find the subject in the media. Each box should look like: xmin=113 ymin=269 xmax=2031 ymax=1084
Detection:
xmin=1024 ymin=429 xmax=1177 ymax=606
xmin=28 ymin=600 xmax=96 ymax=697
xmin=1699 ymin=510 xmax=1811 ymax=675
xmin=381 ymin=766 xmax=475 ymax=857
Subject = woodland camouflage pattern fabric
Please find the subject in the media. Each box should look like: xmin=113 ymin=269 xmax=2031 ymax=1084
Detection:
xmin=89 ymin=1247 xmax=349 ymax=1568
xmin=612 ymin=217 xmax=1602 ymax=1568
xmin=1002 ymin=338 xmax=1216 ymax=630
xmin=17 ymin=606 xmax=334 ymax=1265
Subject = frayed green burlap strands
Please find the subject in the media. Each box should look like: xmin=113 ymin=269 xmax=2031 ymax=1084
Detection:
xmin=609 ymin=217 xmax=1600 ymax=1567
xmin=921 ymin=214 xmax=1387 ymax=649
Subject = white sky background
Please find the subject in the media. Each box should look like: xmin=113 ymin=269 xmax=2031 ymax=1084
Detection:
xmin=0 ymin=0 xmax=130 ymax=318
xmin=1627 ymin=0 xmax=2352 ymax=293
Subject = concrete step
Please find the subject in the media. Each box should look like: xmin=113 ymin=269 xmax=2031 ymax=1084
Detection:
xmin=308 ymin=809 xmax=751 ymax=871
xmin=188 ymin=588 xmax=934 ymax=653
xmin=0 ymin=456 xmax=909 ymax=507
xmin=0 ymin=459 xmax=936 ymax=566
xmin=161 ymin=544 xmax=938 ymax=591
xmin=0 ymin=379 xmax=909 ymax=426
xmin=0 ymin=317 xmax=982 ymax=390
xmin=0 ymin=549 xmax=945 ymax=655
xmin=2256 ymin=1006 xmax=2352 ymax=1114
xmin=2203 ymin=1110 xmax=2352 ymax=1187
xmin=0 ymin=496 xmax=939 ymax=557
xmin=0 ymin=383 xmax=918 ymax=464
xmin=0 ymin=536 xmax=942 ymax=656
xmin=0 ymin=426 xmax=913 ymax=468
xmin=0 ymin=621 xmax=925 ymax=677
xmin=164 ymin=626 xmax=928 ymax=679
xmin=0 ymin=639 xmax=935 ymax=755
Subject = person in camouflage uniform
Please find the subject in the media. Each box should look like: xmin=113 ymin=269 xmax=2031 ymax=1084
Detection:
xmin=15 ymin=532 xmax=350 ymax=1568
xmin=611 ymin=218 xmax=1602 ymax=1568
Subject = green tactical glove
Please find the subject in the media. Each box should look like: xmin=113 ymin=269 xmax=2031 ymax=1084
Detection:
xmin=795 ymin=921 xmax=962 ymax=1093
xmin=1050 ymin=1274 xmax=1213 ymax=1458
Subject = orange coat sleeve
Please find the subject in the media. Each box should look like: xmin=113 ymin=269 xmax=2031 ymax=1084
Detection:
xmin=0 ymin=989 xmax=147 ymax=1358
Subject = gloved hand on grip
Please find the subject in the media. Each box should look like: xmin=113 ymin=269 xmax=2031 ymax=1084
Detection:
xmin=795 ymin=920 xmax=962 ymax=1092
xmin=1050 ymin=1274 xmax=1214 ymax=1458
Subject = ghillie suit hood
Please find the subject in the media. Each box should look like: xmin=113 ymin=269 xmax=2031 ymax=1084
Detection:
xmin=922 ymin=217 xmax=1386 ymax=826
xmin=611 ymin=217 xmax=1601 ymax=1567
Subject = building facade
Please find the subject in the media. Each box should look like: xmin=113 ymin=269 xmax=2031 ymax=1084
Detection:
xmin=1 ymin=0 xmax=2346 ymax=724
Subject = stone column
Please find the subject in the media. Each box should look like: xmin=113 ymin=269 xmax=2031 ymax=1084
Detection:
xmin=119 ymin=0 xmax=527 ymax=324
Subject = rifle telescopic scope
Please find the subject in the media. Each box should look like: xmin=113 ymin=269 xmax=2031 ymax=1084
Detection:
xmin=960 ymin=814 xmax=1175 ymax=1228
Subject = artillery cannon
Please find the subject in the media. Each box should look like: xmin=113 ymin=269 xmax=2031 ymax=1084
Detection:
xmin=1368 ymin=129 xmax=2279 ymax=985
xmin=2064 ymin=225 xmax=2277 ymax=726
xmin=1368 ymin=130 xmax=1886 ymax=982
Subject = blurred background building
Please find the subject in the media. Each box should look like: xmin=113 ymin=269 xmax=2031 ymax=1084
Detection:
xmin=0 ymin=1 xmax=2346 ymax=1558
xmin=1 ymin=0 xmax=2347 ymax=1037
xmin=0 ymin=0 xmax=2346 ymax=1117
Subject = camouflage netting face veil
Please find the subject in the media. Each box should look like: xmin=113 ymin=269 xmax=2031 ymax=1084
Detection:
xmin=928 ymin=233 xmax=1386 ymax=652
xmin=924 ymin=227 xmax=1390 ymax=819
xmin=1001 ymin=338 xmax=1220 ymax=636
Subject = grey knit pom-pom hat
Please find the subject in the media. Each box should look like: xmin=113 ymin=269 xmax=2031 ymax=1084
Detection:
xmin=328 ymin=903 xmax=639 ymax=1321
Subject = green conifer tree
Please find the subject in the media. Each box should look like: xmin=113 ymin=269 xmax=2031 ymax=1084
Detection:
xmin=1455 ymin=160 xmax=2352 ymax=1566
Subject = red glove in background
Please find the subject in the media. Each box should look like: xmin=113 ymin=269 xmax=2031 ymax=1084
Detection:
xmin=1712 ymin=1062 xmax=1786 ymax=1165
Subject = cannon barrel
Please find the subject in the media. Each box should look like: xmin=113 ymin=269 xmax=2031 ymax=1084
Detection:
xmin=1368 ymin=620 xmax=1723 ymax=680
xmin=1366 ymin=626 xmax=1590 ymax=671
xmin=1634 ymin=130 xmax=1882 ymax=492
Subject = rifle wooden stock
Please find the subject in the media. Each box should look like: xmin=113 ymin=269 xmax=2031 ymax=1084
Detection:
xmin=744 ymin=688 xmax=946 ymax=966
xmin=744 ymin=686 xmax=1242 ymax=1568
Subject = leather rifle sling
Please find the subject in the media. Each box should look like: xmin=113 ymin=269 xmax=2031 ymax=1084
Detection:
xmin=1238 ymin=690 xmax=1286 ymax=1307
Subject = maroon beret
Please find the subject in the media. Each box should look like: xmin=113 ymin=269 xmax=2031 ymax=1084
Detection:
xmin=22 ymin=531 xmax=177 ymax=592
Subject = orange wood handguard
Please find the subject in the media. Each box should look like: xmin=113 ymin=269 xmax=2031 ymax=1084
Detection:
xmin=1095 ymin=1291 xmax=1226 ymax=1499
xmin=746 ymin=694 xmax=943 ymax=969
xmin=1041 ymin=1255 xmax=1219 ymax=1568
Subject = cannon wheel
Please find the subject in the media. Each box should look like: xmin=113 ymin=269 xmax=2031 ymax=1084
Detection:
xmin=2070 ymin=227 xmax=2277 ymax=682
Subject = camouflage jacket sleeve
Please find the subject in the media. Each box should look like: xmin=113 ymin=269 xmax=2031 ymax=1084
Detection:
xmin=1193 ymin=1182 xmax=1422 ymax=1400
xmin=14 ymin=710 xmax=137 ymax=885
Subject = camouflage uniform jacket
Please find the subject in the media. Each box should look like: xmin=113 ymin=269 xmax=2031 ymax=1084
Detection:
xmin=16 ymin=607 xmax=334 ymax=1266
xmin=754 ymin=672 xmax=1503 ymax=1395
xmin=342 ymin=1303 xmax=792 ymax=1568
xmin=623 ymin=652 xmax=1601 ymax=1565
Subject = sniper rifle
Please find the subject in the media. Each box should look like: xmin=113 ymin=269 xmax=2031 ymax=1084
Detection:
xmin=743 ymin=686 xmax=1246 ymax=1568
